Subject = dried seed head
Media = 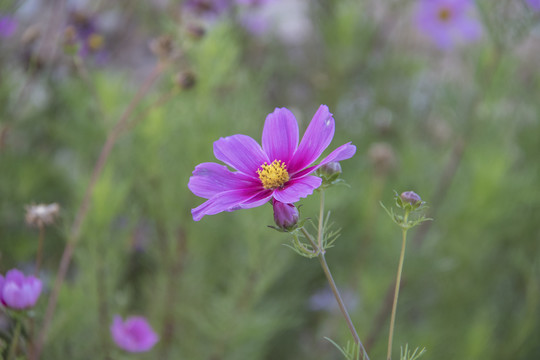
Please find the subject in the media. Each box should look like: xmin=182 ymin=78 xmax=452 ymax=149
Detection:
xmin=25 ymin=203 xmax=60 ymax=227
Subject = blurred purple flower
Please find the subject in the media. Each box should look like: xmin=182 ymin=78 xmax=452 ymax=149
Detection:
xmin=415 ymin=0 xmax=482 ymax=50
xmin=0 ymin=269 xmax=42 ymax=310
xmin=110 ymin=315 xmax=159 ymax=353
xmin=66 ymin=11 xmax=106 ymax=59
xmin=236 ymin=0 xmax=273 ymax=6
xmin=0 ymin=15 xmax=17 ymax=38
xmin=526 ymin=0 xmax=540 ymax=11
xmin=188 ymin=105 xmax=356 ymax=221
xmin=239 ymin=14 xmax=270 ymax=36
xmin=184 ymin=0 xmax=231 ymax=19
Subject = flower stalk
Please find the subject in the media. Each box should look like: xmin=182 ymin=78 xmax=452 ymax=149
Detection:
xmin=7 ymin=318 xmax=22 ymax=360
xmin=311 ymin=190 xmax=369 ymax=360
xmin=32 ymin=62 xmax=167 ymax=360
xmin=387 ymin=210 xmax=409 ymax=360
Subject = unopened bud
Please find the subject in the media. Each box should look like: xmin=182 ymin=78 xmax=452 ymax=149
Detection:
xmin=185 ymin=24 xmax=206 ymax=40
xmin=319 ymin=162 xmax=342 ymax=177
xmin=149 ymin=35 xmax=174 ymax=60
xmin=272 ymin=199 xmax=299 ymax=230
xmin=175 ymin=70 xmax=196 ymax=90
xmin=399 ymin=191 xmax=422 ymax=209
xmin=368 ymin=142 xmax=396 ymax=176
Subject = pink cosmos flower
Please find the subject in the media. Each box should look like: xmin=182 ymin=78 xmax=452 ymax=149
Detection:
xmin=0 ymin=269 xmax=42 ymax=310
xmin=415 ymin=0 xmax=482 ymax=50
xmin=110 ymin=315 xmax=159 ymax=353
xmin=188 ymin=105 xmax=356 ymax=221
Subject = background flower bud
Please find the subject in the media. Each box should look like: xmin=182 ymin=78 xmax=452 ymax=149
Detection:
xmin=400 ymin=191 xmax=422 ymax=208
xmin=319 ymin=161 xmax=342 ymax=177
xmin=175 ymin=70 xmax=196 ymax=90
xmin=272 ymin=199 xmax=299 ymax=230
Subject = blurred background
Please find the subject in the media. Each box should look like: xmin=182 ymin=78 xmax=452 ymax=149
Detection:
xmin=1 ymin=0 xmax=540 ymax=359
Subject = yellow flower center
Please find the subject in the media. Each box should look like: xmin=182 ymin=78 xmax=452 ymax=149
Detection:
xmin=438 ymin=8 xmax=451 ymax=21
xmin=257 ymin=160 xmax=290 ymax=190
xmin=88 ymin=34 xmax=104 ymax=51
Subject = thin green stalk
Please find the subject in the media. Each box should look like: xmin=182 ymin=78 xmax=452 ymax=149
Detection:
xmin=315 ymin=191 xmax=369 ymax=360
xmin=318 ymin=252 xmax=369 ymax=360
xmin=387 ymin=212 xmax=409 ymax=360
xmin=7 ymin=319 xmax=22 ymax=360
xmin=300 ymin=227 xmax=319 ymax=253
xmin=318 ymin=190 xmax=325 ymax=250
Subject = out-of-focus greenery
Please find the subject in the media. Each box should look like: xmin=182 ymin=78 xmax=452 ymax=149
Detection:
xmin=1 ymin=0 xmax=539 ymax=359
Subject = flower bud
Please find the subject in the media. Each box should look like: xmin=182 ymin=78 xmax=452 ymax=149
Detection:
xmin=319 ymin=162 xmax=342 ymax=177
xmin=400 ymin=191 xmax=422 ymax=208
xmin=272 ymin=199 xmax=299 ymax=230
xmin=368 ymin=142 xmax=396 ymax=176
xmin=185 ymin=24 xmax=206 ymax=40
xmin=175 ymin=70 xmax=196 ymax=90
xmin=149 ymin=35 xmax=174 ymax=61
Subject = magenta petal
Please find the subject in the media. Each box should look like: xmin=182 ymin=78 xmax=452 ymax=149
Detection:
xmin=111 ymin=315 xmax=159 ymax=353
xmin=288 ymin=105 xmax=335 ymax=173
xmin=232 ymin=190 xmax=273 ymax=210
xmin=192 ymin=188 xmax=266 ymax=221
xmin=273 ymin=176 xmax=322 ymax=203
xmin=294 ymin=143 xmax=356 ymax=179
xmin=262 ymin=108 xmax=299 ymax=164
xmin=188 ymin=162 xmax=259 ymax=199
xmin=213 ymin=135 xmax=269 ymax=177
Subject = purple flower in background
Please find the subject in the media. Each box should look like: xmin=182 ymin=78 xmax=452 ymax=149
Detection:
xmin=188 ymin=105 xmax=356 ymax=221
xmin=0 ymin=269 xmax=42 ymax=310
xmin=415 ymin=0 xmax=482 ymax=50
xmin=66 ymin=11 xmax=106 ymax=58
xmin=526 ymin=0 xmax=540 ymax=11
xmin=110 ymin=315 xmax=159 ymax=353
xmin=0 ymin=15 xmax=17 ymax=38
xmin=236 ymin=0 xmax=272 ymax=6
xmin=184 ymin=0 xmax=231 ymax=19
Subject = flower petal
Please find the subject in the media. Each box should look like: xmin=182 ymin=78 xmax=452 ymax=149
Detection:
xmin=213 ymin=135 xmax=269 ymax=177
xmin=293 ymin=143 xmax=356 ymax=179
xmin=188 ymin=162 xmax=259 ymax=199
xmin=192 ymin=188 xmax=267 ymax=221
xmin=262 ymin=107 xmax=299 ymax=164
xmin=273 ymin=176 xmax=322 ymax=203
xmin=288 ymin=105 xmax=335 ymax=174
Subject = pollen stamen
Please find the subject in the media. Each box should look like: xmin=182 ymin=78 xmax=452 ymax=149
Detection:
xmin=438 ymin=8 xmax=451 ymax=21
xmin=257 ymin=160 xmax=290 ymax=189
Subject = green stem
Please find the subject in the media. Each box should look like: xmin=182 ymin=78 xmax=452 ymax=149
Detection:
xmin=387 ymin=212 xmax=409 ymax=360
xmin=318 ymin=253 xmax=369 ymax=360
xmin=7 ymin=319 xmax=22 ymax=360
xmin=315 ymin=190 xmax=369 ymax=360
xmin=300 ymin=227 xmax=319 ymax=253
xmin=318 ymin=190 xmax=325 ymax=250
